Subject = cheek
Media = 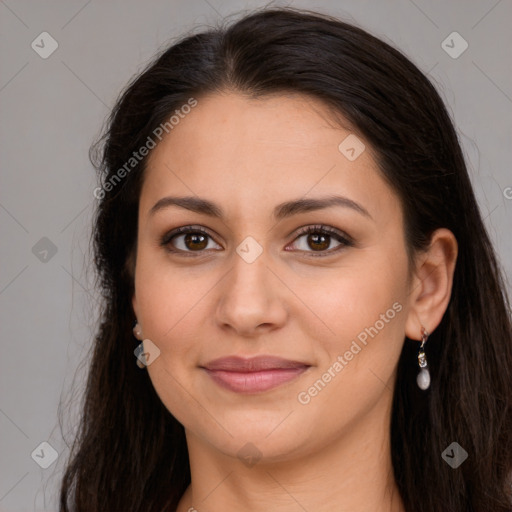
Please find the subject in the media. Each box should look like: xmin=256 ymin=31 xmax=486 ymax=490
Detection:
xmin=134 ymin=252 xmax=211 ymax=427
xmin=301 ymin=253 xmax=408 ymax=353
xmin=297 ymin=256 xmax=409 ymax=423
xmin=135 ymin=244 xmax=181 ymax=320
xmin=293 ymin=267 xmax=407 ymax=437
xmin=134 ymin=249 xmax=219 ymax=364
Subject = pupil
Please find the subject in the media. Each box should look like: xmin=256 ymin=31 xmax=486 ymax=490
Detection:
xmin=185 ymin=233 xmax=207 ymax=250
xmin=309 ymin=233 xmax=329 ymax=251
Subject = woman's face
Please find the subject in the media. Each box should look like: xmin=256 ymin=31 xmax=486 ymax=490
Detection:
xmin=132 ymin=91 xmax=414 ymax=462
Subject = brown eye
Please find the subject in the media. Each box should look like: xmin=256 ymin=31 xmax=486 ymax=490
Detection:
xmin=306 ymin=233 xmax=330 ymax=251
xmin=161 ymin=226 xmax=222 ymax=254
xmin=289 ymin=225 xmax=354 ymax=257
xmin=182 ymin=233 xmax=208 ymax=251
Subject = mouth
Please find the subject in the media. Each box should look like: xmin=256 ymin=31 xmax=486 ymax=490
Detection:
xmin=200 ymin=356 xmax=311 ymax=394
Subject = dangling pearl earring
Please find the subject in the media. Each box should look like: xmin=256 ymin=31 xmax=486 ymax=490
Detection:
xmin=416 ymin=327 xmax=430 ymax=390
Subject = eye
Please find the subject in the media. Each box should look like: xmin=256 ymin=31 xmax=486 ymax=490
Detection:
xmin=287 ymin=224 xmax=354 ymax=257
xmin=161 ymin=226 xmax=222 ymax=255
xmin=160 ymin=224 xmax=353 ymax=258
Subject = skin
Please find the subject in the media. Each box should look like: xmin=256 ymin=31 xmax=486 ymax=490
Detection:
xmin=131 ymin=91 xmax=457 ymax=512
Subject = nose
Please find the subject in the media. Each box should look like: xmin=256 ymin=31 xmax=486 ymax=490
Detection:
xmin=215 ymin=247 xmax=288 ymax=338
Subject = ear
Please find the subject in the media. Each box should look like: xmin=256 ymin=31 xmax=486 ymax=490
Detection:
xmin=132 ymin=294 xmax=138 ymax=321
xmin=405 ymin=228 xmax=458 ymax=340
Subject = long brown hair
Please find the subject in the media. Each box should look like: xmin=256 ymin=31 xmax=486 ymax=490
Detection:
xmin=60 ymin=7 xmax=512 ymax=511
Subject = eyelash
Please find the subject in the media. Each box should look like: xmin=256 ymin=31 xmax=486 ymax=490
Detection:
xmin=160 ymin=224 xmax=354 ymax=258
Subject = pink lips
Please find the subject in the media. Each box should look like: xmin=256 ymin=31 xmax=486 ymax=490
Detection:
xmin=201 ymin=356 xmax=310 ymax=394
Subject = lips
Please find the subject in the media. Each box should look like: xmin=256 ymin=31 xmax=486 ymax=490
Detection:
xmin=201 ymin=356 xmax=310 ymax=393
xmin=203 ymin=355 xmax=309 ymax=372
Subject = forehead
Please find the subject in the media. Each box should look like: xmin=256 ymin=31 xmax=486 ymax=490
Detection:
xmin=140 ymin=92 xmax=399 ymax=224
xmin=147 ymin=91 xmax=355 ymax=168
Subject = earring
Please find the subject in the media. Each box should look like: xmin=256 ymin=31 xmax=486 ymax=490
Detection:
xmin=133 ymin=322 xmax=142 ymax=339
xmin=133 ymin=322 xmax=146 ymax=369
xmin=416 ymin=327 xmax=430 ymax=390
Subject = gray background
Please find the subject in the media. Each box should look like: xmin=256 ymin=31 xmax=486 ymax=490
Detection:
xmin=0 ymin=0 xmax=511 ymax=510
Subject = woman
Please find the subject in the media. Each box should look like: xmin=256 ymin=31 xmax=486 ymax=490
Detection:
xmin=60 ymin=7 xmax=512 ymax=512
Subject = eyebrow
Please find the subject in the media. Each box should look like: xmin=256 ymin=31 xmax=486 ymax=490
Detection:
xmin=149 ymin=194 xmax=372 ymax=221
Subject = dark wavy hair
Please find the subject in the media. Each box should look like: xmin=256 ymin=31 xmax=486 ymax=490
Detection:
xmin=59 ymin=7 xmax=512 ymax=512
